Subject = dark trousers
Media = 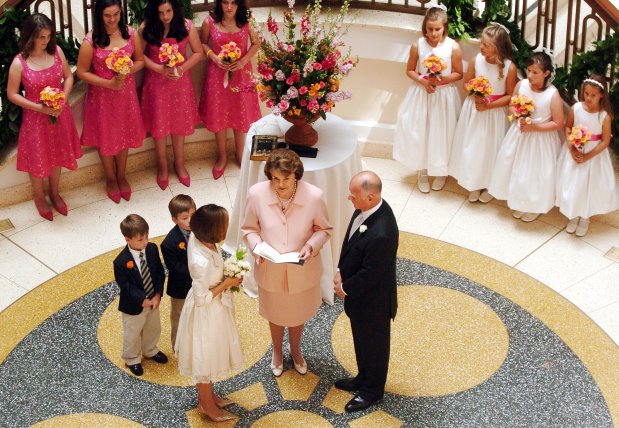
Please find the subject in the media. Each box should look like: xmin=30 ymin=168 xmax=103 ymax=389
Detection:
xmin=349 ymin=313 xmax=391 ymax=400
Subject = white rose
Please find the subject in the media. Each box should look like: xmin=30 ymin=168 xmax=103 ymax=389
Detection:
xmin=359 ymin=225 xmax=367 ymax=233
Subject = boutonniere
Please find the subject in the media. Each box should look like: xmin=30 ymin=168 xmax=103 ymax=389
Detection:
xmin=179 ymin=242 xmax=186 ymax=250
xmin=359 ymin=225 xmax=367 ymax=234
xmin=126 ymin=260 xmax=135 ymax=269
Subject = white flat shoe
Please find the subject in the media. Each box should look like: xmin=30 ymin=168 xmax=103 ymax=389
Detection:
xmin=292 ymin=355 xmax=307 ymax=375
xmin=566 ymin=217 xmax=579 ymax=234
xmin=575 ymin=218 xmax=590 ymax=237
xmin=418 ymin=171 xmax=430 ymax=193
xmin=512 ymin=210 xmax=524 ymax=219
xmin=478 ymin=190 xmax=494 ymax=203
xmin=521 ymin=212 xmax=540 ymax=223
xmin=468 ymin=190 xmax=481 ymax=202
xmin=271 ymin=353 xmax=283 ymax=377
xmin=432 ymin=176 xmax=447 ymax=191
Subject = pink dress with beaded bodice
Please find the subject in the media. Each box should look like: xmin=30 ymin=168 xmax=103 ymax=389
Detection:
xmin=141 ymin=19 xmax=200 ymax=139
xmin=16 ymin=48 xmax=82 ymax=178
xmin=81 ymin=28 xmax=145 ymax=156
xmin=198 ymin=16 xmax=261 ymax=133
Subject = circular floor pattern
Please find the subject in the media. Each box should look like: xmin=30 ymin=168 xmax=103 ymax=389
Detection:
xmin=332 ymin=286 xmax=510 ymax=396
xmin=0 ymin=232 xmax=617 ymax=427
xmin=251 ymin=410 xmax=332 ymax=427
xmin=30 ymin=413 xmax=145 ymax=427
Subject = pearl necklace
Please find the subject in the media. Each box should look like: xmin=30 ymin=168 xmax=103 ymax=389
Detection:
xmin=274 ymin=180 xmax=297 ymax=212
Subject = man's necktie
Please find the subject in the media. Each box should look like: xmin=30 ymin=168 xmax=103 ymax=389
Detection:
xmin=139 ymin=251 xmax=155 ymax=298
xmin=348 ymin=213 xmax=364 ymax=240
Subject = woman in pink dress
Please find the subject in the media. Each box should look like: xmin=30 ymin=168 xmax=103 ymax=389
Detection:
xmin=77 ymin=0 xmax=145 ymax=203
xmin=140 ymin=0 xmax=202 ymax=190
xmin=7 ymin=13 xmax=82 ymax=221
xmin=200 ymin=0 xmax=261 ymax=179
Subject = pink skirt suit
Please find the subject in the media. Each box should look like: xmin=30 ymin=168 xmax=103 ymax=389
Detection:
xmin=15 ymin=48 xmax=82 ymax=178
xmin=81 ymin=28 xmax=145 ymax=156
xmin=242 ymin=180 xmax=332 ymax=327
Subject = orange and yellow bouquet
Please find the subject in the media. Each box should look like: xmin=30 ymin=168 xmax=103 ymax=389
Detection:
xmin=422 ymin=55 xmax=447 ymax=77
xmin=105 ymin=47 xmax=133 ymax=76
xmin=466 ymin=75 xmax=493 ymax=98
xmin=39 ymin=86 xmax=65 ymax=124
xmin=508 ymin=94 xmax=535 ymax=123
xmin=158 ymin=43 xmax=185 ymax=75
xmin=218 ymin=41 xmax=242 ymax=87
xmin=568 ymin=125 xmax=592 ymax=152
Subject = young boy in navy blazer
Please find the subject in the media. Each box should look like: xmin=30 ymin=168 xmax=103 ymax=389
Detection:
xmin=161 ymin=195 xmax=196 ymax=348
xmin=113 ymin=214 xmax=167 ymax=376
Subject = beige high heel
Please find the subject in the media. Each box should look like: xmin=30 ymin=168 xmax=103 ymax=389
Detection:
xmin=197 ymin=405 xmax=236 ymax=422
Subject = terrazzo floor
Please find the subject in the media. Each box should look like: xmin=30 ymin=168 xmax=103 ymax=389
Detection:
xmin=1 ymin=157 xmax=619 ymax=427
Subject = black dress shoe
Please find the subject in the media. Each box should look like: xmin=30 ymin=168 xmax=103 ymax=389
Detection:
xmin=334 ymin=377 xmax=361 ymax=392
xmin=345 ymin=394 xmax=379 ymax=413
xmin=147 ymin=351 xmax=168 ymax=364
xmin=125 ymin=363 xmax=144 ymax=376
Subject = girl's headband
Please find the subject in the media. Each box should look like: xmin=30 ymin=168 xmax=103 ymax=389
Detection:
xmin=583 ymin=78 xmax=605 ymax=90
xmin=490 ymin=22 xmax=510 ymax=34
xmin=426 ymin=2 xmax=447 ymax=12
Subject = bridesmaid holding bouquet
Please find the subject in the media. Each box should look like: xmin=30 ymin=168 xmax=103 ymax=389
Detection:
xmin=7 ymin=13 xmax=82 ymax=221
xmin=200 ymin=0 xmax=261 ymax=179
xmin=77 ymin=0 xmax=145 ymax=203
xmin=140 ymin=0 xmax=203 ymax=189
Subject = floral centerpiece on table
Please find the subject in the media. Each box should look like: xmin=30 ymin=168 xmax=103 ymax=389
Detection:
xmin=39 ymin=86 xmax=65 ymax=124
xmin=105 ymin=47 xmax=133 ymax=76
xmin=223 ymin=246 xmax=251 ymax=293
xmin=252 ymin=0 xmax=357 ymax=123
xmin=466 ymin=75 xmax=493 ymax=98
xmin=568 ymin=125 xmax=592 ymax=152
xmin=508 ymin=94 xmax=535 ymax=123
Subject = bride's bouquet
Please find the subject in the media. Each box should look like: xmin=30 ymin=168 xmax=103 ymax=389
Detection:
xmin=223 ymin=246 xmax=251 ymax=292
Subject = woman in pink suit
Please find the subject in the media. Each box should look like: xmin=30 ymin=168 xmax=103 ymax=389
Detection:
xmin=7 ymin=13 xmax=82 ymax=221
xmin=242 ymin=149 xmax=332 ymax=377
xmin=77 ymin=0 xmax=145 ymax=203
xmin=140 ymin=0 xmax=202 ymax=190
xmin=199 ymin=0 xmax=261 ymax=179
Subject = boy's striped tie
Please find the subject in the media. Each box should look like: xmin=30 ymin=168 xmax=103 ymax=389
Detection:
xmin=139 ymin=251 xmax=155 ymax=298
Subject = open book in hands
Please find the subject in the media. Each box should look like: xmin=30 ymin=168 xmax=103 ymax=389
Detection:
xmin=253 ymin=242 xmax=305 ymax=265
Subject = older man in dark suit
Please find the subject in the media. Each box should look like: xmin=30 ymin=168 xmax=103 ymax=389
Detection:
xmin=333 ymin=170 xmax=399 ymax=413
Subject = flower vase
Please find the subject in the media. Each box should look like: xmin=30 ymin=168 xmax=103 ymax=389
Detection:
xmin=283 ymin=115 xmax=320 ymax=147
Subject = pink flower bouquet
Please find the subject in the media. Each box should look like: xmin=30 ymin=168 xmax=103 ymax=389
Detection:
xmin=218 ymin=41 xmax=242 ymax=88
xmin=39 ymin=86 xmax=65 ymax=124
xmin=466 ymin=75 xmax=493 ymax=98
xmin=158 ymin=43 xmax=185 ymax=76
xmin=105 ymin=47 xmax=133 ymax=76
xmin=568 ymin=125 xmax=592 ymax=152
xmin=508 ymin=94 xmax=535 ymax=123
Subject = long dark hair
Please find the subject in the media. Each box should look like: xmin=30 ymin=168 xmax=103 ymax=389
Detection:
xmin=19 ymin=13 xmax=57 ymax=59
xmin=92 ymin=0 xmax=130 ymax=48
xmin=525 ymin=52 xmax=554 ymax=89
xmin=580 ymin=74 xmax=614 ymax=119
xmin=210 ymin=0 xmax=249 ymax=26
xmin=142 ymin=0 xmax=188 ymax=46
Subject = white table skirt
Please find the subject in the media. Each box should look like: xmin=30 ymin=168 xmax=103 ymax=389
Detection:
xmin=223 ymin=113 xmax=362 ymax=305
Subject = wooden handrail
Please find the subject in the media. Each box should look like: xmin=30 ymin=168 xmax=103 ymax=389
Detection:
xmin=584 ymin=0 xmax=619 ymax=27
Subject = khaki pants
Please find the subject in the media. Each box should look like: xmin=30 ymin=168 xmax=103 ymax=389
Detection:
xmin=170 ymin=297 xmax=185 ymax=350
xmin=121 ymin=307 xmax=161 ymax=365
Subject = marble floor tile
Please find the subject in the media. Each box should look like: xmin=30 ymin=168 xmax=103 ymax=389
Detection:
xmin=381 ymin=179 xmax=414 ymax=220
xmin=9 ymin=187 xmax=173 ymax=273
xmin=578 ymin=220 xmax=619 ymax=254
xmin=0 ymin=239 xmax=56 ymax=289
xmin=515 ymin=232 xmax=613 ymax=293
xmin=589 ymin=301 xmax=619 ymax=346
xmin=562 ymin=263 xmax=619 ymax=313
xmin=440 ymin=202 xmax=561 ymax=266
xmin=397 ymin=190 xmax=465 ymax=239
xmin=171 ymin=178 xmax=233 ymax=212
xmin=224 ymin=176 xmax=240 ymax=208
xmin=0 ymin=199 xmax=47 ymax=237
xmin=0 ymin=275 xmax=29 ymax=312
xmin=361 ymin=157 xmax=417 ymax=184
xmin=441 ymin=176 xmax=469 ymax=197
xmin=538 ymin=206 xmax=569 ymax=229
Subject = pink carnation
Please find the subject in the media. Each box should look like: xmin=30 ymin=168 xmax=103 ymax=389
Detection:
xmin=299 ymin=86 xmax=308 ymax=95
xmin=312 ymin=62 xmax=322 ymax=70
xmin=278 ymin=100 xmax=290 ymax=111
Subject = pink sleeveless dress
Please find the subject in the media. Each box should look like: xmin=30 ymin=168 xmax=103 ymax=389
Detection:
xmin=81 ymin=28 xmax=145 ymax=156
xmin=141 ymin=19 xmax=200 ymax=139
xmin=198 ymin=16 xmax=261 ymax=133
xmin=16 ymin=48 xmax=82 ymax=178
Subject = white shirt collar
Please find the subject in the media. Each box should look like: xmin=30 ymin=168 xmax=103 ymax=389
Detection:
xmin=127 ymin=246 xmax=144 ymax=268
xmin=360 ymin=199 xmax=383 ymax=221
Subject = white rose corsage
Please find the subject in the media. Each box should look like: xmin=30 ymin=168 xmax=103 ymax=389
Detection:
xmin=359 ymin=225 xmax=367 ymax=234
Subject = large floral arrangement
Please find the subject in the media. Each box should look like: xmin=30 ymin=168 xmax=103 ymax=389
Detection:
xmin=252 ymin=0 xmax=357 ymax=122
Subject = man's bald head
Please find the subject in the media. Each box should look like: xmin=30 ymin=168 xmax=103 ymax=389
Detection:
xmin=349 ymin=171 xmax=382 ymax=211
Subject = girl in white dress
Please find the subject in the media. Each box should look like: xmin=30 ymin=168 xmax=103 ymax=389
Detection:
xmin=175 ymin=204 xmax=243 ymax=422
xmin=487 ymin=52 xmax=564 ymax=222
xmin=556 ymin=75 xmax=619 ymax=236
xmin=448 ymin=23 xmax=517 ymax=202
xmin=393 ymin=5 xmax=463 ymax=193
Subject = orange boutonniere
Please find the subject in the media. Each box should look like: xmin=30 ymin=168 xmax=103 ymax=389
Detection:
xmin=179 ymin=242 xmax=186 ymax=250
xmin=126 ymin=260 xmax=135 ymax=269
